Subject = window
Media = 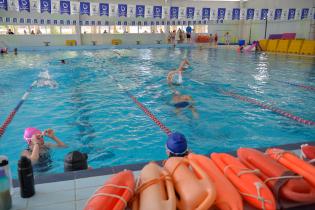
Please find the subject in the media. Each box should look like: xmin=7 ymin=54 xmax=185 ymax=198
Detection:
xmin=61 ymin=26 xmax=76 ymax=34
xmin=194 ymin=25 xmax=208 ymax=33
xmin=139 ymin=26 xmax=151 ymax=33
xmin=50 ymin=26 xmax=61 ymax=34
xmin=128 ymin=26 xmax=138 ymax=34
xmin=81 ymin=26 xmax=92 ymax=34
xmin=100 ymin=26 xmax=110 ymax=34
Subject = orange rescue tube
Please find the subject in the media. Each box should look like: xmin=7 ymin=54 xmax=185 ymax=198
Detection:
xmin=84 ymin=170 xmax=135 ymax=210
xmin=164 ymin=157 xmax=216 ymax=210
xmin=132 ymin=162 xmax=176 ymax=210
xmin=238 ymin=148 xmax=315 ymax=203
xmin=301 ymin=144 xmax=315 ymax=160
xmin=188 ymin=153 xmax=243 ymax=210
xmin=211 ymin=153 xmax=276 ymax=210
xmin=266 ymin=148 xmax=315 ymax=188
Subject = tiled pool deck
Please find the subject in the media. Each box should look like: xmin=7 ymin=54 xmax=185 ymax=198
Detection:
xmin=10 ymin=141 xmax=315 ymax=210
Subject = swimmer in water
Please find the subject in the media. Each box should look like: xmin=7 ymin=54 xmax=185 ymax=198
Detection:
xmin=172 ymin=90 xmax=198 ymax=118
xmin=167 ymin=59 xmax=190 ymax=86
xmin=61 ymin=59 xmax=66 ymax=64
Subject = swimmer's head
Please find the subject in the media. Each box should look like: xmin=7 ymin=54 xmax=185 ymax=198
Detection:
xmin=166 ymin=132 xmax=188 ymax=157
xmin=64 ymin=151 xmax=88 ymax=172
xmin=60 ymin=59 xmax=66 ymax=64
xmin=24 ymin=127 xmax=43 ymax=145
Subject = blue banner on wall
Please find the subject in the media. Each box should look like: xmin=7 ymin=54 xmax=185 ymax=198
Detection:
xmin=301 ymin=8 xmax=309 ymax=20
xmin=153 ymin=6 xmax=162 ymax=18
xmin=0 ymin=0 xmax=8 ymax=10
xmin=118 ymin=4 xmax=127 ymax=17
xmin=136 ymin=5 xmax=145 ymax=18
xmin=40 ymin=0 xmax=51 ymax=13
xmin=186 ymin=7 xmax=194 ymax=19
xmin=232 ymin=8 xmax=240 ymax=20
xmin=288 ymin=8 xmax=295 ymax=20
xmin=246 ymin=8 xmax=254 ymax=20
xmin=99 ymin=3 xmax=108 ymax=16
xmin=19 ymin=0 xmax=30 ymax=12
xmin=202 ymin=8 xmax=210 ymax=19
xmin=217 ymin=8 xmax=226 ymax=20
xmin=80 ymin=2 xmax=90 ymax=15
xmin=274 ymin=9 xmax=282 ymax=20
xmin=60 ymin=1 xmax=70 ymax=15
xmin=170 ymin=7 xmax=178 ymax=19
xmin=260 ymin=8 xmax=268 ymax=20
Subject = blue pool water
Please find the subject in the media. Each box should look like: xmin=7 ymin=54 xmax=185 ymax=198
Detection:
xmin=0 ymin=47 xmax=314 ymax=178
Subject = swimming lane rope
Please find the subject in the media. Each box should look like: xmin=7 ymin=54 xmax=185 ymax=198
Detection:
xmin=0 ymin=81 xmax=37 ymax=138
xmin=221 ymin=90 xmax=315 ymax=126
xmin=273 ymin=80 xmax=315 ymax=92
xmin=108 ymin=75 xmax=172 ymax=136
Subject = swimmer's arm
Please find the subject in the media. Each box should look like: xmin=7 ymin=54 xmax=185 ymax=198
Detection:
xmin=44 ymin=129 xmax=66 ymax=147
xmin=22 ymin=146 xmax=39 ymax=164
xmin=50 ymin=135 xmax=66 ymax=147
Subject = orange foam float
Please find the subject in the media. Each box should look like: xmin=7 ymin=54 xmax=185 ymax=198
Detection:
xmin=211 ymin=153 xmax=276 ymax=210
xmin=238 ymin=148 xmax=315 ymax=203
xmin=164 ymin=157 xmax=216 ymax=210
xmin=188 ymin=153 xmax=243 ymax=210
xmin=132 ymin=162 xmax=176 ymax=210
xmin=84 ymin=170 xmax=135 ymax=210
xmin=301 ymin=144 xmax=315 ymax=160
xmin=266 ymin=148 xmax=315 ymax=188
xmin=196 ymin=35 xmax=210 ymax=43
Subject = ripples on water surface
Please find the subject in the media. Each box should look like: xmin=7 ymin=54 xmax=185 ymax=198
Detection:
xmin=0 ymin=48 xmax=314 ymax=177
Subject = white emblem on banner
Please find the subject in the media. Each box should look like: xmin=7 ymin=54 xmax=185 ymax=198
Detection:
xmin=145 ymin=5 xmax=152 ymax=18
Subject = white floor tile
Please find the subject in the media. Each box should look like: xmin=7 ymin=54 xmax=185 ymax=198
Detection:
xmin=75 ymin=199 xmax=87 ymax=210
xmin=75 ymin=175 xmax=111 ymax=189
xmin=28 ymin=201 xmax=75 ymax=210
xmin=11 ymin=190 xmax=28 ymax=210
xmin=27 ymin=189 xmax=75 ymax=207
xmin=76 ymin=186 xmax=98 ymax=201
xmin=35 ymin=180 xmax=75 ymax=194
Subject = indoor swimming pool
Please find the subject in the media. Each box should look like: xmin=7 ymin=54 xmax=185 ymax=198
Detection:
xmin=0 ymin=47 xmax=314 ymax=177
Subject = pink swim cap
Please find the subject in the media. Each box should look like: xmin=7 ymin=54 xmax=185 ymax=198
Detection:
xmin=23 ymin=127 xmax=41 ymax=144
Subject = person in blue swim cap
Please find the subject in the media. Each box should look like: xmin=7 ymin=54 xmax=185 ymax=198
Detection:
xmin=166 ymin=132 xmax=189 ymax=157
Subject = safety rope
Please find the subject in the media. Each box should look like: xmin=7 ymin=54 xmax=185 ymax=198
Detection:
xmin=274 ymin=80 xmax=315 ymax=92
xmin=221 ymin=90 xmax=315 ymax=126
xmin=85 ymin=183 xmax=134 ymax=208
xmin=223 ymin=165 xmax=271 ymax=210
xmin=263 ymin=175 xmax=303 ymax=184
xmin=108 ymin=75 xmax=172 ymax=136
xmin=0 ymin=82 xmax=36 ymax=138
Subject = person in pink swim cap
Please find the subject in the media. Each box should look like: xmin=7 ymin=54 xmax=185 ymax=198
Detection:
xmin=21 ymin=127 xmax=66 ymax=165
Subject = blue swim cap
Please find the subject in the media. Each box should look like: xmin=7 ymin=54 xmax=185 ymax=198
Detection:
xmin=166 ymin=132 xmax=187 ymax=155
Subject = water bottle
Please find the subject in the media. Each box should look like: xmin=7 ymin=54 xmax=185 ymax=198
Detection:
xmin=18 ymin=156 xmax=35 ymax=198
xmin=0 ymin=168 xmax=12 ymax=210
xmin=0 ymin=156 xmax=13 ymax=196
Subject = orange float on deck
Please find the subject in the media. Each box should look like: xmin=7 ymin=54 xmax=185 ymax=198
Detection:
xmin=164 ymin=157 xmax=216 ymax=210
xmin=238 ymin=148 xmax=315 ymax=203
xmin=132 ymin=162 xmax=176 ymax=210
xmin=266 ymin=148 xmax=315 ymax=188
xmin=84 ymin=170 xmax=135 ymax=210
xmin=211 ymin=153 xmax=276 ymax=210
xmin=188 ymin=153 xmax=243 ymax=210
xmin=301 ymin=144 xmax=315 ymax=160
xmin=196 ymin=35 xmax=210 ymax=43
